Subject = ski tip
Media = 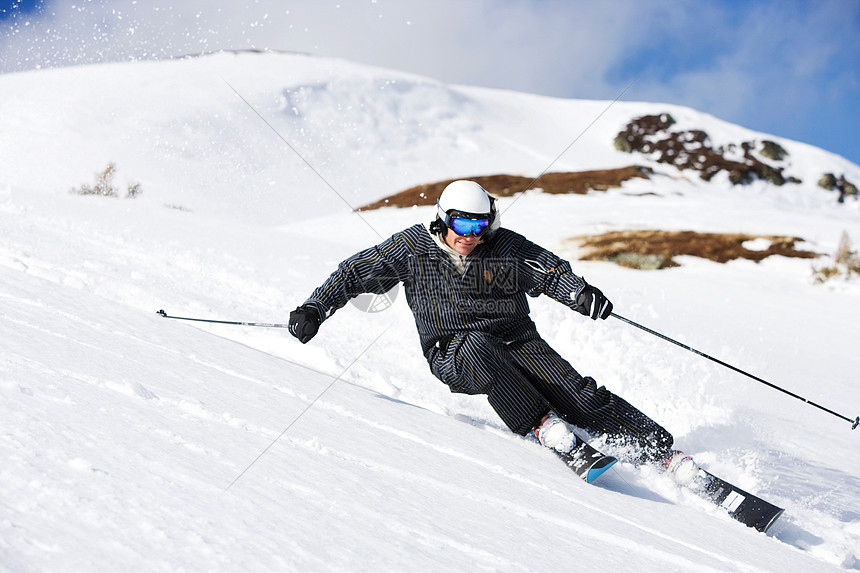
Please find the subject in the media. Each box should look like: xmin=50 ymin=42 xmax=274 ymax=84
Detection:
xmin=585 ymin=458 xmax=617 ymax=483
xmin=757 ymin=507 xmax=786 ymax=534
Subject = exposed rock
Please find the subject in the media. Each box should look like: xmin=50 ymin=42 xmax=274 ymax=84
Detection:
xmin=760 ymin=140 xmax=788 ymax=161
xmin=819 ymin=173 xmax=838 ymax=190
xmin=819 ymin=172 xmax=858 ymax=202
xmin=614 ymin=114 xmax=799 ymax=186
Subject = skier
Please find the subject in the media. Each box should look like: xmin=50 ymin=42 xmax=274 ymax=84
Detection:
xmin=289 ymin=180 xmax=697 ymax=483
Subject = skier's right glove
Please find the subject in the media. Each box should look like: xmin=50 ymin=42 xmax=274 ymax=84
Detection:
xmin=289 ymin=305 xmax=321 ymax=344
xmin=573 ymin=283 xmax=613 ymax=320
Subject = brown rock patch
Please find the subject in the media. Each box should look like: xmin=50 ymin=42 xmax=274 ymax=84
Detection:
xmin=357 ymin=166 xmax=651 ymax=210
xmin=571 ymin=230 xmax=819 ymax=269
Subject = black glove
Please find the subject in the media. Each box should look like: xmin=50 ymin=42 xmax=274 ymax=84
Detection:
xmin=574 ymin=284 xmax=613 ymax=320
xmin=289 ymin=305 xmax=321 ymax=344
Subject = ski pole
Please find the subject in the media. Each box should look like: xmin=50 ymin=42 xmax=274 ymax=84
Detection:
xmin=156 ymin=309 xmax=289 ymax=329
xmin=611 ymin=312 xmax=860 ymax=430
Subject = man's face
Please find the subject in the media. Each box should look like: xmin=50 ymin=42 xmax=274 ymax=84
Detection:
xmin=444 ymin=230 xmax=480 ymax=256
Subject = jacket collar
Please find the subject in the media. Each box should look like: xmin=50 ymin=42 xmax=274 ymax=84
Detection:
xmin=423 ymin=215 xmax=470 ymax=273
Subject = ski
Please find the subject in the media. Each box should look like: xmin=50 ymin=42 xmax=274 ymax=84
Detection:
xmin=686 ymin=469 xmax=784 ymax=533
xmin=543 ymin=432 xmax=781 ymax=530
xmin=553 ymin=435 xmax=617 ymax=484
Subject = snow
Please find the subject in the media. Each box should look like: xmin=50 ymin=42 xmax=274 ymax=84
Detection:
xmin=1 ymin=51 xmax=860 ymax=572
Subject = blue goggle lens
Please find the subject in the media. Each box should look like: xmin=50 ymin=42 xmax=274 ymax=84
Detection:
xmin=449 ymin=216 xmax=489 ymax=236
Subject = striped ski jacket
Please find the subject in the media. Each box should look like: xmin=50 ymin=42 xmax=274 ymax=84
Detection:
xmin=302 ymin=223 xmax=591 ymax=358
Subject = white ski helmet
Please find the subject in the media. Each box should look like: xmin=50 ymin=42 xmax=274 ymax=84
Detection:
xmin=434 ymin=180 xmax=499 ymax=237
xmin=437 ymin=180 xmax=491 ymax=216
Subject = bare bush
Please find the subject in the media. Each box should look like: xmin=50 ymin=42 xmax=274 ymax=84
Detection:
xmin=71 ymin=162 xmax=142 ymax=199
xmin=813 ymin=232 xmax=860 ymax=283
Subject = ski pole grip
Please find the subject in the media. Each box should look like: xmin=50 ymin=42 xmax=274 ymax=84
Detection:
xmin=853 ymin=416 xmax=859 ymax=430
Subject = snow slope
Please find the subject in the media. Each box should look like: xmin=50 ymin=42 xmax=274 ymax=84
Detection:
xmin=1 ymin=51 xmax=860 ymax=572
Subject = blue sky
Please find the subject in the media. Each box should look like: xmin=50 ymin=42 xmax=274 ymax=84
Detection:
xmin=2 ymin=0 xmax=858 ymax=166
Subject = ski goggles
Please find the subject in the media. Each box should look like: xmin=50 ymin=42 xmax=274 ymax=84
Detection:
xmin=446 ymin=214 xmax=490 ymax=237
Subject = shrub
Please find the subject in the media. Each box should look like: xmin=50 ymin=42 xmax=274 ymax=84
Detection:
xmin=813 ymin=232 xmax=860 ymax=283
xmin=72 ymin=162 xmax=142 ymax=199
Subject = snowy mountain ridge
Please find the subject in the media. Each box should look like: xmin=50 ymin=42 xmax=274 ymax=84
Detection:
xmin=3 ymin=50 xmax=858 ymax=223
xmin=1 ymin=51 xmax=859 ymax=572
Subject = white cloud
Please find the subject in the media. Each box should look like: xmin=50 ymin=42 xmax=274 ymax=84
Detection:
xmin=0 ymin=0 xmax=648 ymax=98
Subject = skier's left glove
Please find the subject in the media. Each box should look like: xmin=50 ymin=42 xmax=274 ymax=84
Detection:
xmin=289 ymin=305 xmax=321 ymax=344
xmin=573 ymin=283 xmax=613 ymax=320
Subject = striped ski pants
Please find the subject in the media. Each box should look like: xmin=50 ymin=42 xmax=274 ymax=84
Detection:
xmin=427 ymin=330 xmax=673 ymax=461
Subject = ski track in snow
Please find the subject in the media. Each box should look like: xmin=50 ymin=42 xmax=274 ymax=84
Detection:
xmin=284 ymin=400 xmax=768 ymax=573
